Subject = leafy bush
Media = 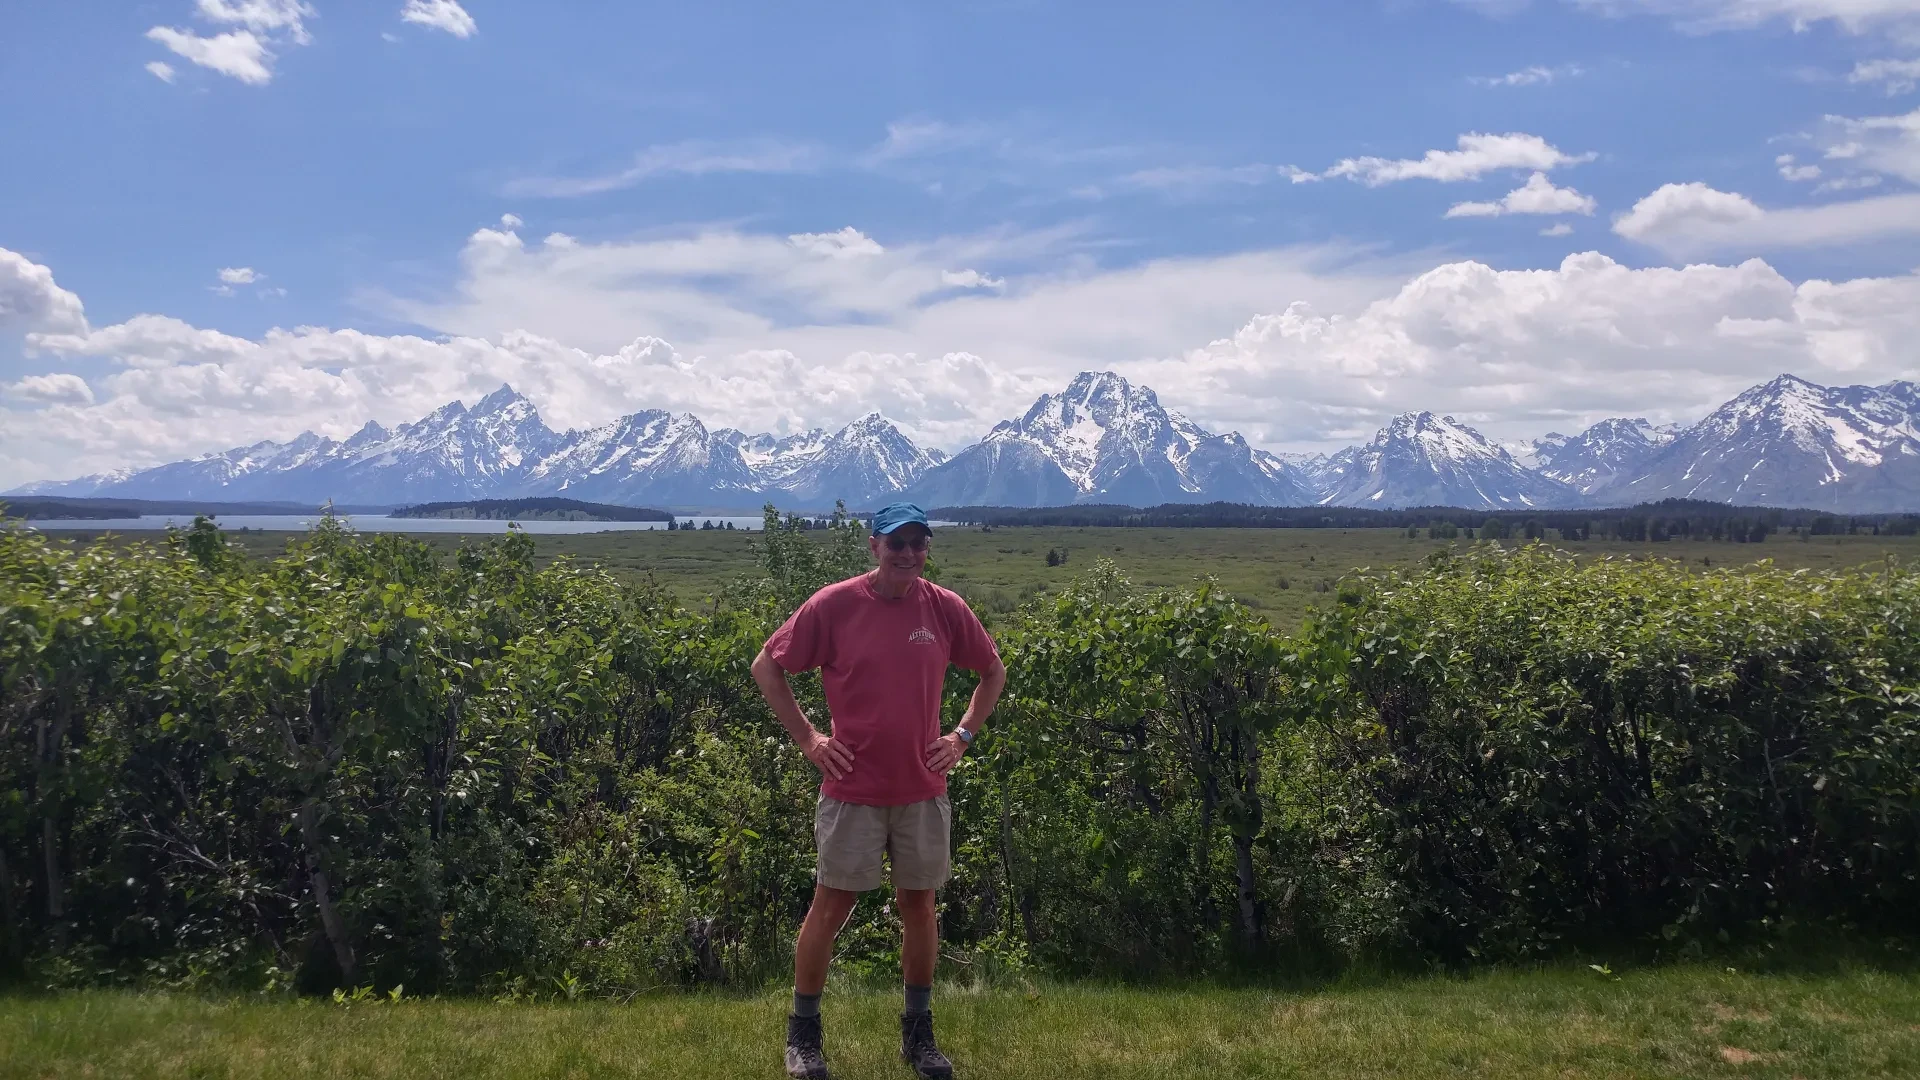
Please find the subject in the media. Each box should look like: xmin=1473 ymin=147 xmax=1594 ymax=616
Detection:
xmin=2 ymin=516 xmax=1915 ymax=993
xmin=1281 ymin=546 xmax=1920 ymax=960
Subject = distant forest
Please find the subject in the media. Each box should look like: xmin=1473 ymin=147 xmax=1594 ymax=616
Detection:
xmin=1 ymin=497 xmax=391 ymax=520
xmin=932 ymin=499 xmax=1920 ymax=540
xmin=390 ymin=498 xmax=673 ymax=522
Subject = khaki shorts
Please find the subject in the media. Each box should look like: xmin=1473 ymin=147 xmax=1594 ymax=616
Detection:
xmin=814 ymin=794 xmax=951 ymax=892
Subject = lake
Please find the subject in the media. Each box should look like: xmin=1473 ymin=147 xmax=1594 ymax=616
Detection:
xmin=22 ymin=514 xmax=774 ymax=534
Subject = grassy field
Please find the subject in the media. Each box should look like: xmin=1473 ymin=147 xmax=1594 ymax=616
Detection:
xmin=145 ymin=525 xmax=1920 ymax=629
xmin=4 ymin=963 xmax=1918 ymax=1078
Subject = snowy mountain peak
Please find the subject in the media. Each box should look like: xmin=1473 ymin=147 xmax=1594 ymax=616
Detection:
xmin=421 ymin=398 xmax=468 ymax=423
xmin=841 ymin=411 xmax=899 ymax=438
xmin=1322 ymin=411 xmax=1575 ymax=509
xmin=909 ymin=371 xmax=1313 ymax=508
xmin=345 ymin=420 xmax=391 ymax=449
xmin=1611 ymin=374 xmax=1920 ymax=510
xmin=1533 ymin=417 xmax=1677 ymax=494
xmin=473 ymin=383 xmax=527 ymax=412
xmin=1373 ymin=411 xmax=1515 ymax=464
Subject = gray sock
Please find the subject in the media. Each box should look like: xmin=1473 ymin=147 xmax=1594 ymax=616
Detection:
xmin=904 ymin=983 xmax=931 ymax=1014
xmin=793 ymin=992 xmax=821 ymax=1018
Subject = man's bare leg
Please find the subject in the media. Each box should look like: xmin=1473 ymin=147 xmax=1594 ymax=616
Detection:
xmin=896 ymin=887 xmax=938 ymax=989
xmin=787 ymin=885 xmax=858 ymax=1078
xmin=895 ymin=887 xmax=952 ymax=1078
xmin=795 ymin=884 xmax=859 ymax=995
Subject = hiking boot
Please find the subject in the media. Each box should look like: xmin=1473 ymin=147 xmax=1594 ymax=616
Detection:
xmin=785 ymin=1012 xmax=830 ymax=1080
xmin=900 ymin=1009 xmax=954 ymax=1079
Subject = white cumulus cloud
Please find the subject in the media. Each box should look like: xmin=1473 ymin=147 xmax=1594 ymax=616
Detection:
xmin=1614 ymin=180 xmax=1920 ymax=254
xmin=1613 ymin=182 xmax=1765 ymax=239
xmin=1316 ymin=133 xmax=1595 ymax=186
xmin=8 ymin=227 xmax=1920 ymax=487
xmin=0 ymin=249 xmax=88 ymax=335
xmin=145 ymin=0 xmax=313 ymax=85
xmin=1445 ymin=171 xmax=1598 ymax=217
xmin=145 ymin=27 xmax=273 ymax=85
xmin=6 ymin=374 xmax=94 ymax=406
xmin=146 ymin=61 xmax=178 ymax=82
xmin=500 ymin=213 xmax=523 ymax=230
xmin=400 ymin=0 xmax=477 ymax=38
xmin=195 ymin=0 xmax=314 ymax=41
xmin=1150 ymin=251 xmax=1920 ymax=447
xmin=210 ymin=267 xmax=263 ymax=297
xmin=1541 ymin=222 xmax=1576 ymax=235
xmin=788 ymin=228 xmax=885 ymax=259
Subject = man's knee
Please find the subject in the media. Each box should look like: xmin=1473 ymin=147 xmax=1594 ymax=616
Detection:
xmin=894 ymin=887 xmax=937 ymax=916
xmin=807 ymin=884 xmax=859 ymax=927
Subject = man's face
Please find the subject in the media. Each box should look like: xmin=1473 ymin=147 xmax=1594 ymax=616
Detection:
xmin=869 ymin=524 xmax=930 ymax=583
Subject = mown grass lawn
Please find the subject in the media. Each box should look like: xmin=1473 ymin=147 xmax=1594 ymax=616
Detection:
xmin=5 ymin=964 xmax=1918 ymax=1079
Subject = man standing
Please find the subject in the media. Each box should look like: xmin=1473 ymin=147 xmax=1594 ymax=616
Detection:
xmin=751 ymin=502 xmax=1006 ymax=1080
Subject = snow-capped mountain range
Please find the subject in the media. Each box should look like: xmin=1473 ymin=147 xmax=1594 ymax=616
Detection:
xmin=11 ymin=372 xmax=1920 ymax=512
xmin=903 ymin=372 xmax=1313 ymax=508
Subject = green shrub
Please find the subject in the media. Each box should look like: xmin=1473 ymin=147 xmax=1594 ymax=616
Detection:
xmin=3 ymin=516 xmax=1915 ymax=992
xmin=1281 ymin=546 xmax=1920 ymax=960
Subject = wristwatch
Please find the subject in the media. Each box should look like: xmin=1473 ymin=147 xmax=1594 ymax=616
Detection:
xmin=954 ymin=727 xmax=975 ymax=746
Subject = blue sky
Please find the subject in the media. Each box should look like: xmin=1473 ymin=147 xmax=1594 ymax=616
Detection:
xmin=3 ymin=0 xmax=1918 ymax=487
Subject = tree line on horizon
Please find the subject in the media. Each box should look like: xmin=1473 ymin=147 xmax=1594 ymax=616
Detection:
xmin=936 ymin=498 xmax=1920 ymax=538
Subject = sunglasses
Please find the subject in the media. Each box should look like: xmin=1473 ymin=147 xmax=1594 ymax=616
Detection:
xmin=882 ymin=533 xmax=931 ymax=552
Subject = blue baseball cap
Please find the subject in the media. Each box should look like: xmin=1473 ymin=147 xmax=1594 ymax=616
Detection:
xmin=871 ymin=502 xmax=931 ymax=536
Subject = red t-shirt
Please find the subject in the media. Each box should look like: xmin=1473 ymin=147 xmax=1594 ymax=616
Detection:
xmin=765 ymin=573 xmax=1000 ymax=806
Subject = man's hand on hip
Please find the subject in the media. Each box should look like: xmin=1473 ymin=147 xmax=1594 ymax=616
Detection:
xmin=924 ymin=732 xmax=967 ymax=776
xmin=801 ymin=732 xmax=854 ymax=781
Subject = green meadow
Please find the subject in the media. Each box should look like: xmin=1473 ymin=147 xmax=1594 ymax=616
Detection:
xmin=191 ymin=524 xmax=1920 ymax=626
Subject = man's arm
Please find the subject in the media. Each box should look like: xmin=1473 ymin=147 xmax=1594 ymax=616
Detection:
xmin=751 ymin=646 xmax=854 ymax=781
xmin=925 ymin=653 xmax=1006 ymax=776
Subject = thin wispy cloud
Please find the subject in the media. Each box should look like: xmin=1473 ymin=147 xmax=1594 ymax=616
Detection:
xmin=1468 ymin=63 xmax=1584 ymax=87
xmin=864 ymin=119 xmax=996 ymax=163
xmin=858 ymin=115 xmax=1150 ymax=197
xmin=1848 ymin=57 xmax=1920 ymax=94
xmin=1570 ymin=0 xmax=1920 ymax=42
xmin=505 ymin=139 xmax=827 ymax=198
xmin=1294 ymin=133 xmax=1595 ymax=186
xmin=1116 ymin=164 xmax=1281 ymax=194
xmin=400 ymin=0 xmax=477 ymax=37
xmin=1776 ymin=153 xmax=1821 ymax=181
